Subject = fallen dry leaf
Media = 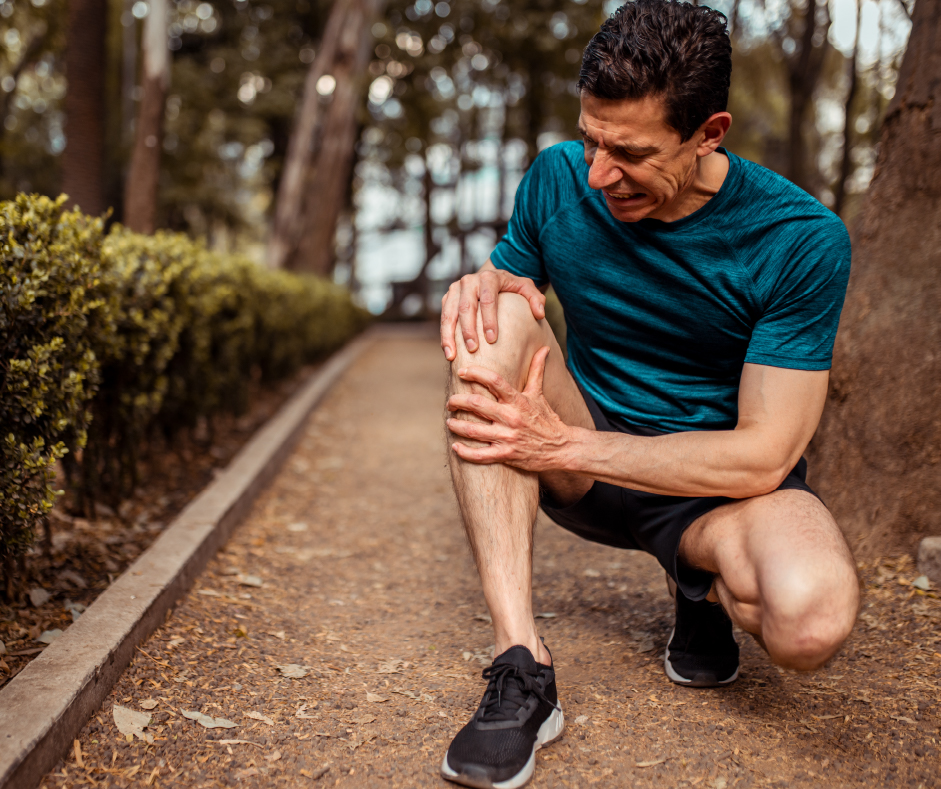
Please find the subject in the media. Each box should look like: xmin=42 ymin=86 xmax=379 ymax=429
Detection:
xmin=296 ymin=703 xmax=318 ymax=719
xmin=636 ymin=757 xmax=669 ymax=768
xmin=139 ymin=699 xmax=158 ymax=710
xmin=277 ymin=663 xmax=311 ymax=679
xmin=265 ymin=750 xmax=282 ymax=762
xmin=245 ymin=710 xmax=274 ymax=725
xmin=181 ymin=710 xmax=237 ymax=729
xmin=238 ymin=574 xmax=264 ymax=588
xmin=377 ymin=659 xmax=405 ymax=674
xmin=366 ymin=692 xmax=388 ymax=703
xmin=113 ymin=704 xmax=153 ymax=743
xmin=29 ymin=588 xmax=51 ymax=607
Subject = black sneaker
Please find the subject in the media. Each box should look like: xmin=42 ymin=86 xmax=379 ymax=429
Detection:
xmin=664 ymin=589 xmax=740 ymax=687
xmin=441 ymin=645 xmax=564 ymax=789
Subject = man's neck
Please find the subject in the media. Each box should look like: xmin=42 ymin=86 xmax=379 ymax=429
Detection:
xmin=652 ymin=149 xmax=730 ymax=223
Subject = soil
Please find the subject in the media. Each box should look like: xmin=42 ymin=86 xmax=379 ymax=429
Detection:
xmin=0 ymin=364 xmax=320 ymax=688
xmin=38 ymin=337 xmax=941 ymax=788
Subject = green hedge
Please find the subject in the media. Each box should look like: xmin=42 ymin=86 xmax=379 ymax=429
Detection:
xmin=1 ymin=194 xmax=369 ymax=570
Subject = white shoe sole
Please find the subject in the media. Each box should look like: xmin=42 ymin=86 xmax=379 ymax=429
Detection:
xmin=663 ymin=628 xmax=739 ymax=687
xmin=440 ymin=707 xmax=565 ymax=789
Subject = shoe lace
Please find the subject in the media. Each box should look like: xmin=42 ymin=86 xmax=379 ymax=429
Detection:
xmin=479 ymin=662 xmax=558 ymax=722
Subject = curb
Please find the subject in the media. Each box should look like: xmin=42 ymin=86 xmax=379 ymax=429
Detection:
xmin=0 ymin=329 xmax=390 ymax=789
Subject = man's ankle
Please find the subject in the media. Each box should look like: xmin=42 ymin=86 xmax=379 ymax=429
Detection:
xmin=494 ymin=638 xmax=552 ymax=666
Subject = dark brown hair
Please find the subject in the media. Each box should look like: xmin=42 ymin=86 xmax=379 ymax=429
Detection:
xmin=577 ymin=0 xmax=732 ymax=142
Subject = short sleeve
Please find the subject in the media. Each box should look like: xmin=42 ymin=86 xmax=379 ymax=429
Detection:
xmin=744 ymin=218 xmax=851 ymax=370
xmin=490 ymin=154 xmax=551 ymax=288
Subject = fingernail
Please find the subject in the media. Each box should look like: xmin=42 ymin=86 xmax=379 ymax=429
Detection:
xmin=485 ymin=330 xmax=495 ymax=342
xmin=466 ymin=339 xmax=477 ymax=351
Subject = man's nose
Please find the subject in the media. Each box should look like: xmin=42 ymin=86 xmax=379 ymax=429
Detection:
xmin=586 ymin=149 xmax=622 ymax=191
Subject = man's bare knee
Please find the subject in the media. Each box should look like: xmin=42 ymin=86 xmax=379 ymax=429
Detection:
xmin=451 ymin=292 xmax=549 ymax=385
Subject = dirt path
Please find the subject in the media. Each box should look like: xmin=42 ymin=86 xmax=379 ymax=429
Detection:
xmin=46 ymin=336 xmax=940 ymax=789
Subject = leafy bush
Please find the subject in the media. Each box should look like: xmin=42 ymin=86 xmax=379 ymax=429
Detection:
xmin=1 ymin=195 xmax=369 ymax=585
xmin=0 ymin=196 xmax=110 ymax=572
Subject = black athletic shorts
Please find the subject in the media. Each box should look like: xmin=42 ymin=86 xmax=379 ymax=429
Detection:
xmin=539 ymin=383 xmax=820 ymax=602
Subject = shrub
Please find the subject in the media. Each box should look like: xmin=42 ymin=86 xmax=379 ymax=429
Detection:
xmin=0 ymin=196 xmax=110 ymax=580
xmin=1 ymin=195 xmax=369 ymax=588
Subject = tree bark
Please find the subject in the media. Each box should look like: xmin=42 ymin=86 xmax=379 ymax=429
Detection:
xmin=63 ymin=0 xmax=108 ymax=215
xmin=266 ymin=0 xmax=351 ymax=269
xmin=289 ymin=0 xmax=383 ymax=276
xmin=123 ymin=0 xmax=170 ymax=234
xmin=807 ymin=0 xmax=941 ymax=557
xmin=784 ymin=0 xmax=831 ymax=192
xmin=832 ymin=0 xmax=861 ymax=217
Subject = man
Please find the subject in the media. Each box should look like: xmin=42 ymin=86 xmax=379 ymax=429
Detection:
xmin=437 ymin=1 xmax=859 ymax=787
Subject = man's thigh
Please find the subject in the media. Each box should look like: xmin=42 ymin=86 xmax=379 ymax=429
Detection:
xmin=680 ymin=489 xmax=858 ymax=632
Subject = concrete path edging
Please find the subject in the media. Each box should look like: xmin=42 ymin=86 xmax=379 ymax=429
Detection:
xmin=0 ymin=328 xmax=393 ymax=789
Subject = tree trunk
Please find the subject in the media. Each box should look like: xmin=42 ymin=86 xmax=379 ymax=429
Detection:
xmin=289 ymin=0 xmax=382 ymax=276
xmin=123 ymin=0 xmax=170 ymax=234
xmin=833 ymin=0 xmax=861 ymax=217
xmin=266 ymin=0 xmax=351 ymax=269
xmin=63 ymin=0 xmax=108 ymax=215
xmin=807 ymin=0 xmax=941 ymax=557
xmin=785 ymin=0 xmax=831 ymax=193
xmin=121 ymin=0 xmax=139 ymax=145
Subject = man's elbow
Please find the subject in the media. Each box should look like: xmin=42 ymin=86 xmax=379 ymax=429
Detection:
xmin=739 ymin=460 xmax=793 ymax=499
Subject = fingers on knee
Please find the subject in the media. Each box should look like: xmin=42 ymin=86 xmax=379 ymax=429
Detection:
xmin=764 ymin=570 xmax=859 ymax=671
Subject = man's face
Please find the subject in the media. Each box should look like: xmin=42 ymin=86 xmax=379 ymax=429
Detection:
xmin=578 ymin=93 xmax=702 ymax=222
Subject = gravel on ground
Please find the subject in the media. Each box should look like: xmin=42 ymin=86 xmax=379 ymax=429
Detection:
xmin=42 ymin=337 xmax=941 ymax=789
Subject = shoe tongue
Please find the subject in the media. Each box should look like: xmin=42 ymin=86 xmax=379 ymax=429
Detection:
xmin=492 ymin=645 xmax=537 ymax=672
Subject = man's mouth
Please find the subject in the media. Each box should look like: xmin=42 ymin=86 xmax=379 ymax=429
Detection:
xmin=604 ymin=191 xmax=647 ymax=203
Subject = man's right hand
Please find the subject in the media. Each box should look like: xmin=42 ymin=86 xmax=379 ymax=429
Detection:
xmin=440 ymin=261 xmax=546 ymax=361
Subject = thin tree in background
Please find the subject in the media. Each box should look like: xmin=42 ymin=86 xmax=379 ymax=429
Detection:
xmin=62 ymin=0 xmax=108 ymax=215
xmin=782 ymin=0 xmax=832 ymax=192
xmin=292 ymin=0 xmax=382 ymax=276
xmin=809 ymin=0 xmax=941 ymax=556
xmin=833 ymin=0 xmax=862 ymax=216
xmin=124 ymin=0 xmax=170 ymax=234
xmin=266 ymin=0 xmax=350 ymax=270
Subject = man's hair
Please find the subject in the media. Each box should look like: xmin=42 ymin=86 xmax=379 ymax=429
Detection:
xmin=577 ymin=0 xmax=732 ymax=142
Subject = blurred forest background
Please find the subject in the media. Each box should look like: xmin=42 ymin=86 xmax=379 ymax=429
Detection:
xmin=0 ymin=0 xmax=913 ymax=315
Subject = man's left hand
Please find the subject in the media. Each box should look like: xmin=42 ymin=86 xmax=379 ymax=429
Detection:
xmin=446 ymin=347 xmax=571 ymax=471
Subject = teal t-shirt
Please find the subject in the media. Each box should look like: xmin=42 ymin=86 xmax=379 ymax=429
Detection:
xmin=491 ymin=142 xmax=851 ymax=433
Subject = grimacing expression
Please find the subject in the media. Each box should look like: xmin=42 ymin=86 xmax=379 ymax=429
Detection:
xmin=578 ymin=92 xmax=708 ymax=223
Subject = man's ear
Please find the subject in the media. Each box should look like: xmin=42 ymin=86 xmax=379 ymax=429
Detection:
xmin=696 ymin=112 xmax=732 ymax=156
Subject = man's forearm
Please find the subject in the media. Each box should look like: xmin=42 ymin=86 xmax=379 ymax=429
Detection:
xmin=559 ymin=426 xmax=796 ymax=499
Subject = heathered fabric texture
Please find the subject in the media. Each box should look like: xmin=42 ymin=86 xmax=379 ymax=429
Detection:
xmin=491 ymin=142 xmax=851 ymax=432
